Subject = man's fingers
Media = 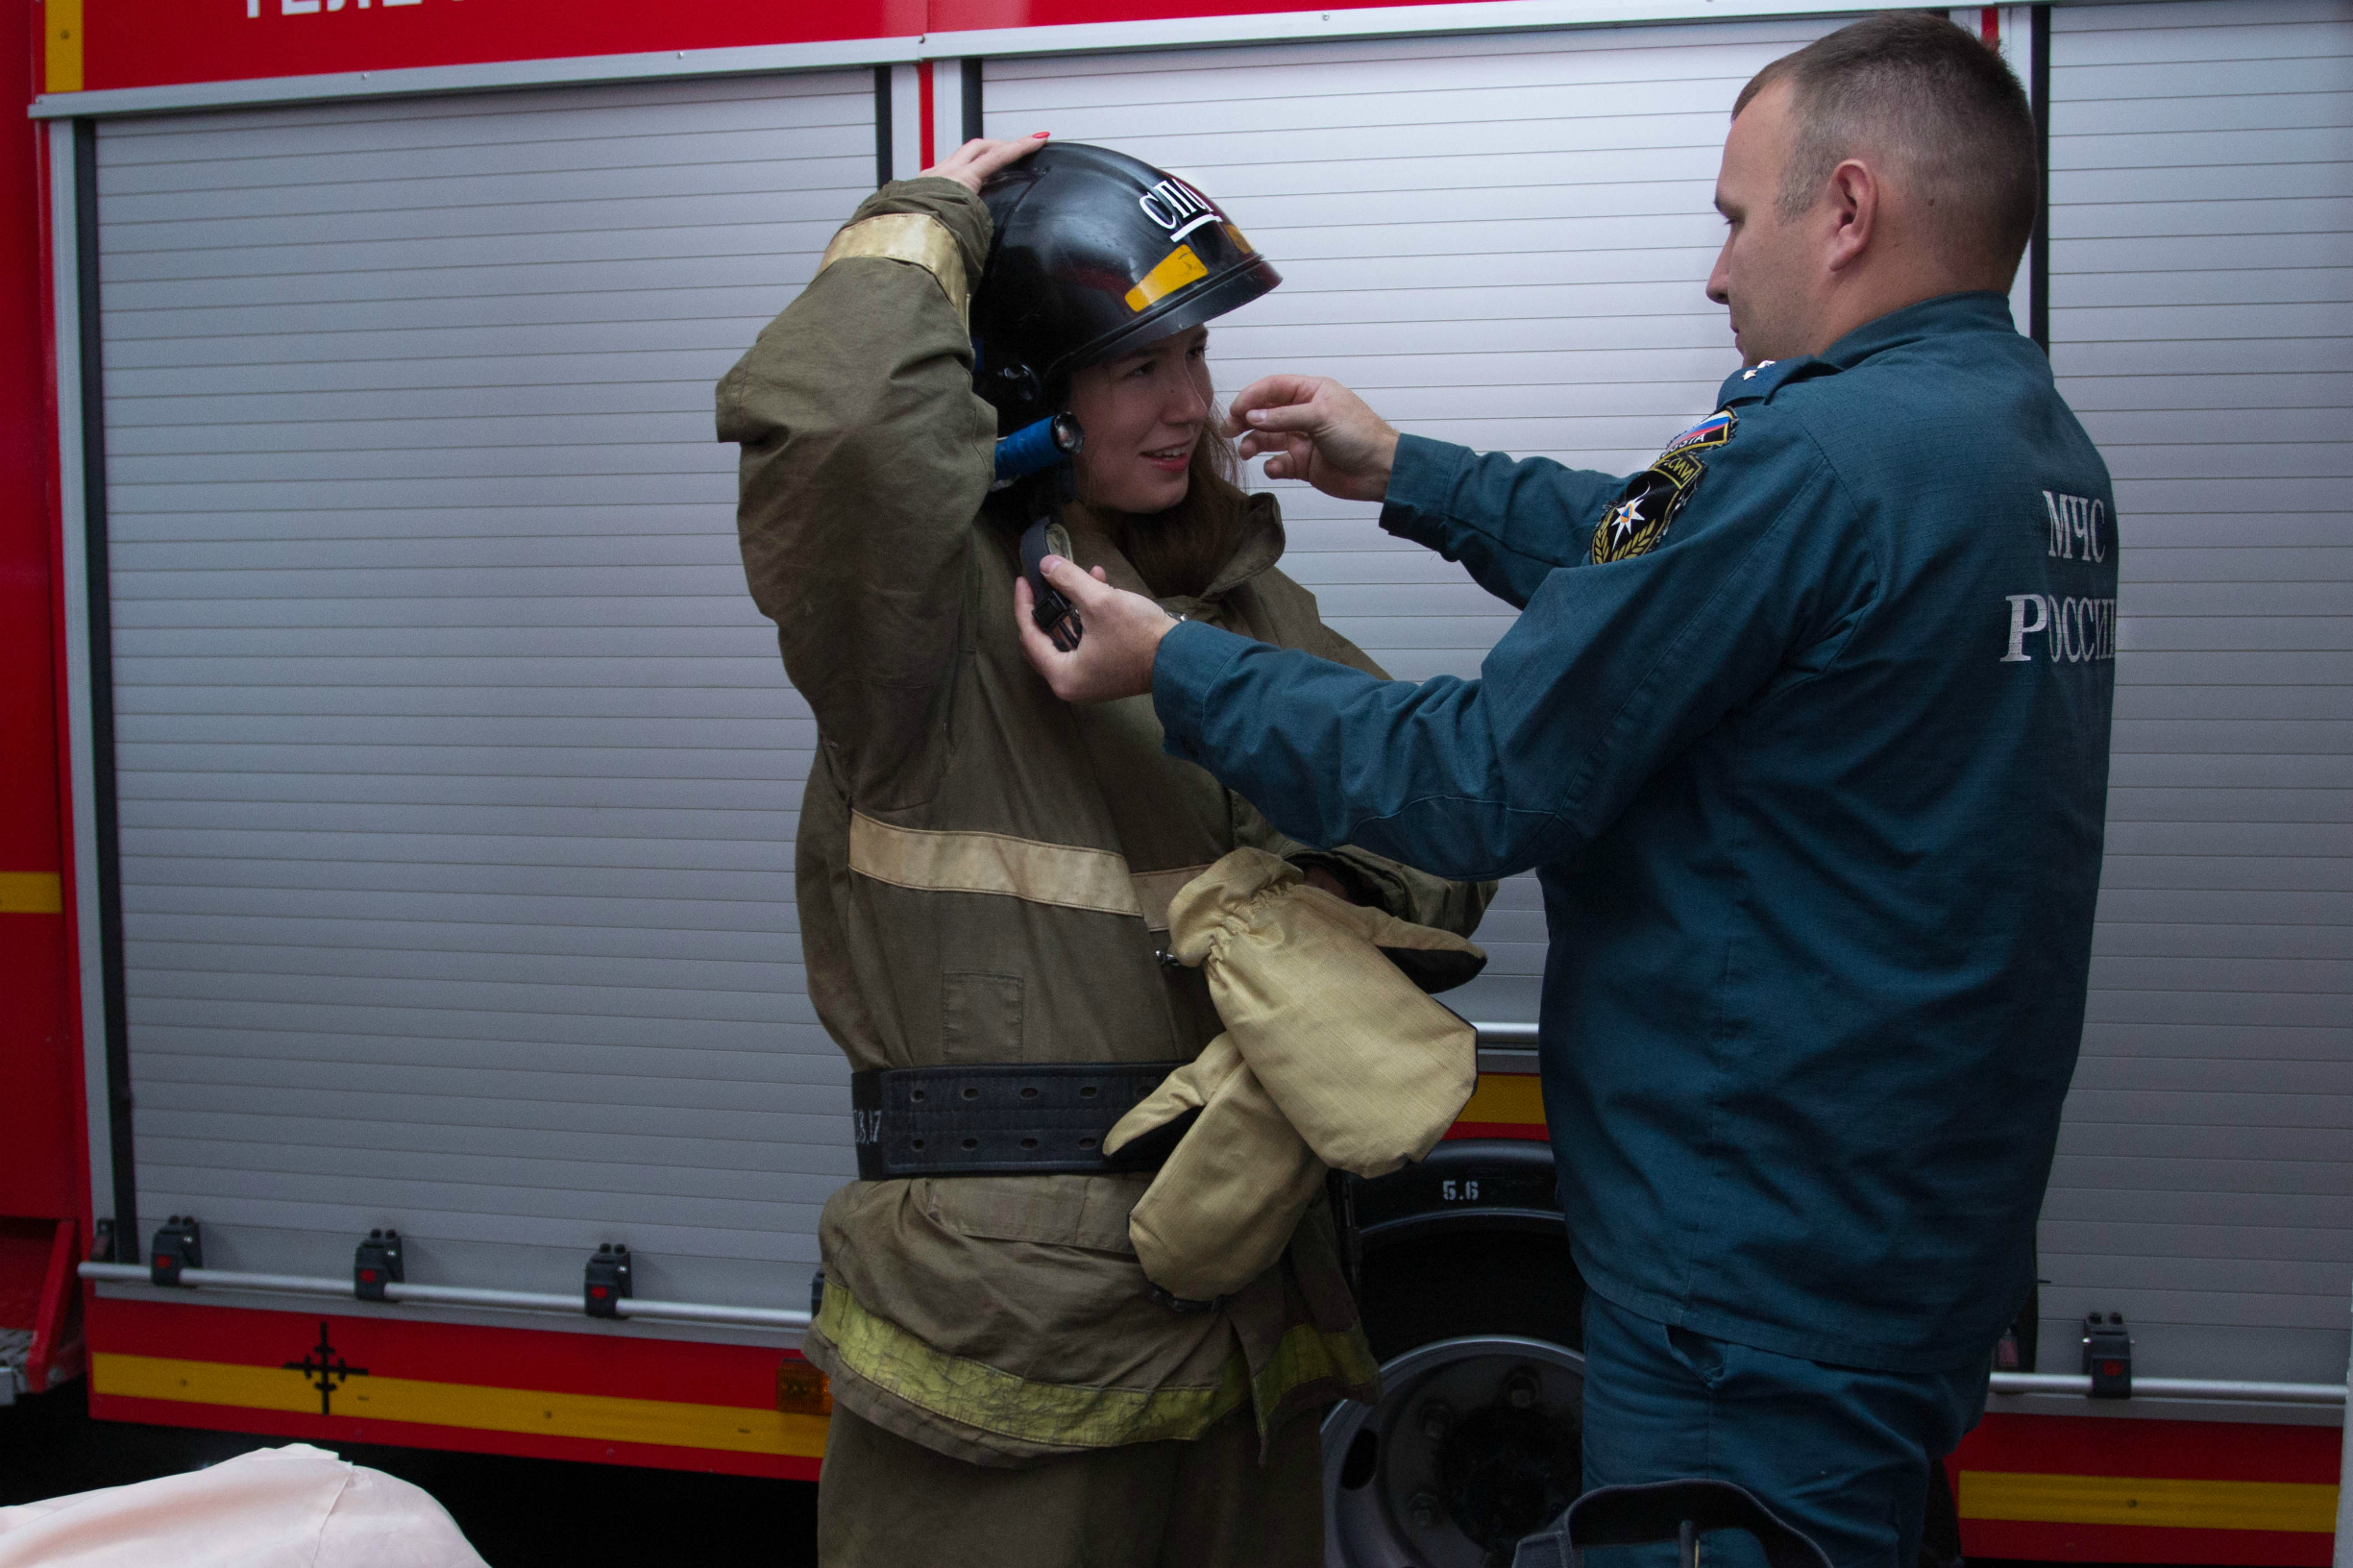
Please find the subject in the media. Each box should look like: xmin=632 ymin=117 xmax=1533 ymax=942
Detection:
xmin=1222 ymin=374 xmax=1324 ymax=434
xmin=1238 ymin=428 xmax=1306 ymax=459
xmin=1011 ymin=576 xmax=1068 ymax=684
xmin=1015 ymin=557 xmax=1169 ymax=705
xmin=1039 ymin=555 xmax=1116 ymax=607
xmin=1243 ymin=431 xmax=1315 ymax=481
xmin=1237 ymin=400 xmax=1329 ymax=435
xmin=1262 ymin=445 xmax=1308 ymax=481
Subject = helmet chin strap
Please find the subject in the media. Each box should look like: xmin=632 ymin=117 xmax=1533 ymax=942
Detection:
xmin=998 ymin=412 xmax=1088 ymax=653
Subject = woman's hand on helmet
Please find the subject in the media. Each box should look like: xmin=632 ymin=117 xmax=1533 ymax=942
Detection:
xmin=921 ymin=133 xmax=1052 ymax=193
xmin=1015 ymin=557 xmax=1175 ymax=705
xmin=1224 ymin=375 xmax=1400 ymax=503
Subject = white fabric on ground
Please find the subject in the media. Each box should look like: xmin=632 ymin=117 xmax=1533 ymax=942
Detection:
xmin=0 ymin=1443 xmax=489 ymax=1568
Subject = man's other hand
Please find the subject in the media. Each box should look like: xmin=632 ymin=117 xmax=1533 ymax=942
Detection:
xmin=1223 ymin=375 xmax=1401 ymax=502
xmin=1015 ymin=557 xmax=1177 ymax=704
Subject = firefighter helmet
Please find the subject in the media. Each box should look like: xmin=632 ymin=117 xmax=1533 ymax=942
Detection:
xmin=973 ymin=142 xmax=1280 ymax=428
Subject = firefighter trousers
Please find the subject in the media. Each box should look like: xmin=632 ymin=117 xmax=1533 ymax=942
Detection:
xmin=816 ymin=1400 xmax=1324 ymax=1567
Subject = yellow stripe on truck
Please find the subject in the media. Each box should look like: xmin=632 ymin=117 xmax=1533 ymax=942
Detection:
xmin=1959 ymin=1470 xmax=2339 ymax=1533
xmin=43 ymin=0 xmax=81 ymax=93
xmin=91 ymin=1353 xmax=828 ymax=1459
xmin=1458 ymin=1072 xmax=1546 ymax=1127
xmin=0 ymin=872 xmax=63 ymax=914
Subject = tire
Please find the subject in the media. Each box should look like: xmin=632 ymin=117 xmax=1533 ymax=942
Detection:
xmin=1325 ymin=1225 xmax=1588 ymax=1568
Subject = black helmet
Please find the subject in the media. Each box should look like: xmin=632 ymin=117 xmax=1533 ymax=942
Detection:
xmin=973 ymin=143 xmax=1280 ymax=428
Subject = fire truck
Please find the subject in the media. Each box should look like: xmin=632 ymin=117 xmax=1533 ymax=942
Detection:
xmin=0 ymin=0 xmax=2344 ymax=1562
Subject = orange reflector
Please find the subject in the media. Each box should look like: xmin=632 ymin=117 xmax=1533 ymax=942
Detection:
xmin=1125 ymin=245 xmax=1208 ymax=313
xmin=776 ymin=1363 xmax=834 ymax=1417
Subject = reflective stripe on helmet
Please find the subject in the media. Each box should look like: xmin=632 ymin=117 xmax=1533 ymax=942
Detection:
xmin=1123 ymin=244 xmax=1210 ymax=314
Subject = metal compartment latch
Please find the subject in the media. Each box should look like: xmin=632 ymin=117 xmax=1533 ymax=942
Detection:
xmin=2081 ymin=1311 xmax=2132 ymax=1398
xmin=355 ymin=1229 xmax=404 ymax=1302
xmin=150 ymin=1216 xmax=202 ymax=1287
xmin=584 ymin=1242 xmax=632 ymax=1319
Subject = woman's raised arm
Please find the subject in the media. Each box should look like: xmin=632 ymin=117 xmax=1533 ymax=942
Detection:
xmin=716 ymin=142 xmax=1042 ymax=766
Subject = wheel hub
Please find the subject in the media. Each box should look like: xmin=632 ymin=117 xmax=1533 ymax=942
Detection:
xmin=1435 ymin=1402 xmax=1581 ymax=1554
xmin=1323 ymin=1335 xmax=1585 ymax=1568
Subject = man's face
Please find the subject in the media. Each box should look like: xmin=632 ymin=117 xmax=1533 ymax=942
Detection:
xmin=1706 ymin=81 xmax=1819 ymax=367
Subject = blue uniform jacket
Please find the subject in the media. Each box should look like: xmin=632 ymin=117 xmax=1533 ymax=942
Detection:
xmin=1154 ymin=292 xmax=2118 ymax=1370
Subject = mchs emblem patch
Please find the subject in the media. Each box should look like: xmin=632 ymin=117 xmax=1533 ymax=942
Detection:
xmin=1592 ymin=407 xmax=1735 ymax=564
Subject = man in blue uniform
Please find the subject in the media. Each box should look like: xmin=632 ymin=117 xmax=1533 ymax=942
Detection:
xmin=1014 ymin=14 xmax=2118 ymax=1567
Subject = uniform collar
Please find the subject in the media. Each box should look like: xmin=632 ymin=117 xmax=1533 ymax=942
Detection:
xmin=1715 ymin=290 xmax=2018 ymax=406
xmin=1818 ymin=289 xmax=2018 ymax=368
xmin=1059 ymin=489 xmax=1287 ymax=611
xmin=1196 ymin=491 xmax=1286 ymax=600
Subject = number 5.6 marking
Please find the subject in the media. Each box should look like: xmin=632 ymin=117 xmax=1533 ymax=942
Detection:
xmin=1439 ymin=1179 xmax=1480 ymax=1201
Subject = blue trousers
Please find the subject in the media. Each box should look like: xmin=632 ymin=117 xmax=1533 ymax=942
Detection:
xmin=1578 ymin=1293 xmax=1988 ymax=1568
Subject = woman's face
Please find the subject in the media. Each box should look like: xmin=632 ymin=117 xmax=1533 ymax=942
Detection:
xmin=1067 ymin=326 xmax=1213 ymax=515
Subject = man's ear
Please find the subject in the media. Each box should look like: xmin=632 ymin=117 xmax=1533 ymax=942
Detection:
xmin=1825 ymin=158 xmax=1878 ymax=275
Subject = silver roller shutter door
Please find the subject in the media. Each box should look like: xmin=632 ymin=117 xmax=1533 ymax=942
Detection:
xmin=96 ymin=72 xmax=872 ymax=1323
xmin=2042 ymin=0 xmax=2352 ymax=1384
xmin=987 ymin=16 xmax=1846 ymax=1027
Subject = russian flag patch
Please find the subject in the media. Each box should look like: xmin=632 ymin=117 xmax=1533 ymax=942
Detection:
xmin=1660 ymin=408 xmax=1736 ymax=456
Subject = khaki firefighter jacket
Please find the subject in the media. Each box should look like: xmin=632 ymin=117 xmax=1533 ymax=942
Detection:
xmin=716 ymin=178 xmax=1491 ymax=1467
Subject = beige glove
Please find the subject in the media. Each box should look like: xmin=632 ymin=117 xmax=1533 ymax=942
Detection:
xmin=1169 ymin=848 xmax=1481 ymax=1178
xmin=1105 ymin=849 xmax=1484 ymax=1303
xmin=1104 ymin=1034 xmax=1328 ymax=1303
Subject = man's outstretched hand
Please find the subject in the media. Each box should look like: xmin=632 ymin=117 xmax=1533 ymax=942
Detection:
xmin=1223 ymin=375 xmax=1401 ymax=502
xmin=1015 ymin=558 xmax=1178 ymax=704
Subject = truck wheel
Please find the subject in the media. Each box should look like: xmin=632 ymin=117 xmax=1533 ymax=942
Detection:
xmin=1325 ymin=1210 xmax=1587 ymax=1568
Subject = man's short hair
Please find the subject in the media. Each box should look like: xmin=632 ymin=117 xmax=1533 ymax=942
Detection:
xmin=1734 ymin=12 xmax=2038 ymax=275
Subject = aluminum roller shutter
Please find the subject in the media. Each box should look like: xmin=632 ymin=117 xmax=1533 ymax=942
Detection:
xmin=987 ymin=17 xmax=1846 ymax=1027
xmin=95 ymin=72 xmax=872 ymax=1325
xmin=2041 ymin=0 xmax=2353 ymax=1385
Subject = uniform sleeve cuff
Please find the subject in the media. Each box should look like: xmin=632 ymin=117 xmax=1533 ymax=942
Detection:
xmin=1379 ymin=433 xmax=1472 ymax=548
xmin=1151 ymin=619 xmax=1255 ymax=764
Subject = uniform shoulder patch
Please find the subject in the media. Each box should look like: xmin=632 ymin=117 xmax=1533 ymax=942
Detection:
xmin=1660 ymin=408 xmax=1735 ymax=457
xmin=1592 ymin=407 xmax=1735 ymax=564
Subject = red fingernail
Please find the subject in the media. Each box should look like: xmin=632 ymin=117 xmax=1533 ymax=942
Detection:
xmin=1032 ymin=132 xmax=1049 ymax=139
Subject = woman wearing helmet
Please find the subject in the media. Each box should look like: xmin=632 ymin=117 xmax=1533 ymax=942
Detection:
xmin=718 ymin=135 xmax=1489 ymax=1564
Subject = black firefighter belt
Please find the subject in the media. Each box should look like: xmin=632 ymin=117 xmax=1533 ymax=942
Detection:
xmin=850 ymin=1062 xmax=1189 ymax=1181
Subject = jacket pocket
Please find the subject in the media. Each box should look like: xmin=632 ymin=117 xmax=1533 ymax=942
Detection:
xmin=941 ymin=971 xmax=1023 ymax=1064
xmin=1665 ymin=1322 xmax=1732 ymax=1387
xmin=919 ymin=1174 xmax=1146 ymax=1255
